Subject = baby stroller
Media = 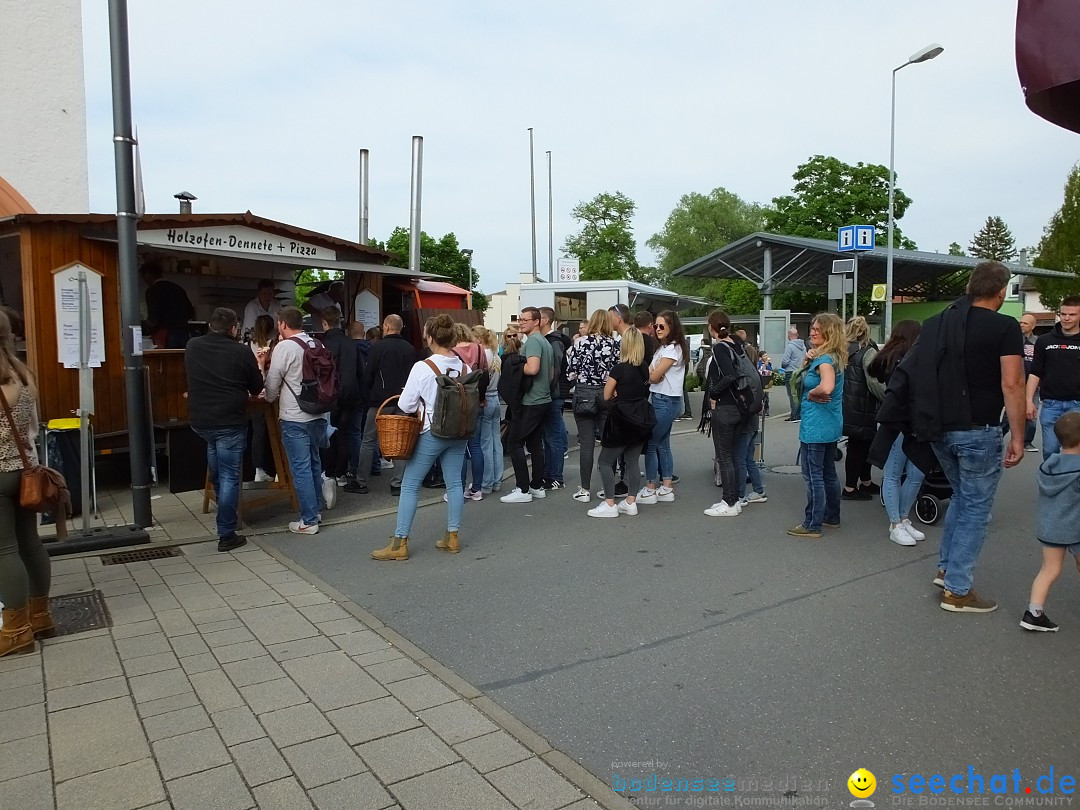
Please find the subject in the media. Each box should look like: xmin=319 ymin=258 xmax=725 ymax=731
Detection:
xmin=879 ymin=462 xmax=953 ymax=525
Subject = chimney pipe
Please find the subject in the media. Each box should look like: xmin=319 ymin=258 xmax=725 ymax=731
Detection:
xmin=174 ymin=190 xmax=196 ymax=214
xmin=358 ymin=149 xmax=369 ymax=245
xmin=408 ymin=136 xmax=423 ymax=273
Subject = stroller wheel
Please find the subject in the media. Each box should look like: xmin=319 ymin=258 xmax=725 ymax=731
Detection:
xmin=915 ymin=494 xmax=941 ymax=525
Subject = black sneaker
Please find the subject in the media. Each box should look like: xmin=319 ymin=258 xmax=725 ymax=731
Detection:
xmin=1020 ymin=610 xmax=1059 ymax=632
xmin=614 ymin=480 xmax=629 ymax=497
xmin=859 ymin=482 xmax=881 ymax=495
xmin=670 ymin=475 xmax=680 ymax=485
xmin=390 ymin=485 xmax=402 ymax=496
xmin=545 ymin=479 xmax=565 ymax=490
xmin=841 ymin=488 xmax=872 ymax=501
xmin=343 ymin=481 xmax=368 ymax=494
xmin=217 ymin=533 xmax=247 ymax=552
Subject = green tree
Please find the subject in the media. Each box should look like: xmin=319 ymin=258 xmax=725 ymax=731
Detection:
xmin=1033 ymin=164 xmax=1080 ymax=309
xmin=948 ymin=242 xmax=966 ymax=256
xmin=294 ymin=269 xmax=339 ymax=311
xmin=766 ymin=154 xmax=916 ymax=249
xmin=968 ymin=216 xmax=1018 ymax=261
xmin=562 ymin=191 xmax=640 ymax=281
xmin=372 ymin=228 xmax=487 ymax=311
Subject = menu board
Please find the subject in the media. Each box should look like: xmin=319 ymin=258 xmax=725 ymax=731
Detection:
xmin=53 ymin=262 xmax=105 ymax=368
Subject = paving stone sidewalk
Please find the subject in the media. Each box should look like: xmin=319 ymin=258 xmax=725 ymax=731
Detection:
xmin=0 ymin=540 xmax=623 ymax=810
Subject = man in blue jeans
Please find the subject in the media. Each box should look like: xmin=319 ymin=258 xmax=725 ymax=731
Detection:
xmin=184 ymin=307 xmax=264 ymax=551
xmin=929 ymin=263 xmax=1026 ymax=613
xmin=539 ymin=307 xmax=571 ymax=488
xmin=1026 ymin=298 xmax=1080 ymax=460
xmin=264 ymin=306 xmax=330 ymax=535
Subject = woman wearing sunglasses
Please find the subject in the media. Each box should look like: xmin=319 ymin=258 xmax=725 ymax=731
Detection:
xmin=639 ymin=311 xmax=689 ymax=504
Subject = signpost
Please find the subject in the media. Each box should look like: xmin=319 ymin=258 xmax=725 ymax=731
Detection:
xmin=836 ymin=225 xmax=876 ymax=318
xmin=557 ymin=257 xmax=580 ymax=282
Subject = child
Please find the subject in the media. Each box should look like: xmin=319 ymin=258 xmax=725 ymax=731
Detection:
xmin=1022 ymin=411 xmax=1080 ymax=632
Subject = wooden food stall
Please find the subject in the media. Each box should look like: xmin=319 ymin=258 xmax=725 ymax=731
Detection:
xmin=0 ymin=211 xmax=441 ymax=491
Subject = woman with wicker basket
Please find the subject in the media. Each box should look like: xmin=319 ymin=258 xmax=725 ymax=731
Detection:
xmin=371 ymin=314 xmax=471 ymax=561
xmin=0 ymin=309 xmax=53 ymax=657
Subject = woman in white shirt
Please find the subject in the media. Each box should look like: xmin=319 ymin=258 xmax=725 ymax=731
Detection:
xmin=372 ymin=314 xmax=469 ymax=561
xmin=639 ymin=310 xmax=688 ymax=504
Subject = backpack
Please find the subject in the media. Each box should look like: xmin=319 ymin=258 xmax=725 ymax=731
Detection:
xmin=453 ymin=346 xmax=489 ymax=400
xmin=545 ymin=332 xmax=572 ymax=398
xmin=717 ymin=342 xmax=764 ymax=416
xmin=424 ymin=358 xmax=483 ymax=439
xmin=286 ymin=335 xmax=338 ymax=414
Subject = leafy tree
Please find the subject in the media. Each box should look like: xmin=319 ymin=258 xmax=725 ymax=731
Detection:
xmin=294 ymin=269 xmax=339 ymax=311
xmin=948 ymin=242 xmax=966 ymax=256
xmin=766 ymin=154 xmax=916 ymax=249
xmin=968 ymin=216 xmax=1018 ymax=261
xmin=562 ymin=191 xmax=640 ymax=281
xmin=372 ymin=228 xmax=487 ymax=311
xmin=1033 ymin=164 xmax=1080 ymax=309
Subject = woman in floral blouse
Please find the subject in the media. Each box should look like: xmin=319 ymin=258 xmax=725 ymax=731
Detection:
xmin=565 ymin=309 xmax=618 ymax=502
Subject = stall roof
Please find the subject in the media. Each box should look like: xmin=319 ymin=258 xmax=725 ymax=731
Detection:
xmin=516 ymin=279 xmax=712 ymax=311
xmin=673 ymin=232 xmax=1073 ymax=298
xmin=416 ymin=280 xmax=468 ymax=295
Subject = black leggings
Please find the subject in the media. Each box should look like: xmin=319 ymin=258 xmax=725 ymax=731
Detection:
xmin=844 ymin=437 xmax=874 ymax=489
xmin=711 ymin=407 xmax=741 ymax=506
xmin=0 ymin=470 xmax=50 ymax=610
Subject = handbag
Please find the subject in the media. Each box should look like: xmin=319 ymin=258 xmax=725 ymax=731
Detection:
xmin=572 ymin=383 xmax=603 ymax=416
xmin=0 ymin=386 xmax=70 ymax=517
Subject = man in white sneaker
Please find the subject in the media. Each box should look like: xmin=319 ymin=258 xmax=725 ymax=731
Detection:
xmin=500 ymin=307 xmax=552 ymax=503
xmin=263 ymin=306 xmax=330 ymax=534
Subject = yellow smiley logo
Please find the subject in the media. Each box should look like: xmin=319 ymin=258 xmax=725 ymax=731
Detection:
xmin=848 ymin=768 xmax=876 ymax=798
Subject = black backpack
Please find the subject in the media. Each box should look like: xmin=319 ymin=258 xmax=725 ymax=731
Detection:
xmin=713 ymin=342 xmax=764 ymax=416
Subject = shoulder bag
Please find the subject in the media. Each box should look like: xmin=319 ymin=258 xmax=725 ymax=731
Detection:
xmin=0 ymin=387 xmax=70 ymax=518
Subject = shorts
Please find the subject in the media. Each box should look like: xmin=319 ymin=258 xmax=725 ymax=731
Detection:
xmin=1037 ymin=538 xmax=1080 ymax=555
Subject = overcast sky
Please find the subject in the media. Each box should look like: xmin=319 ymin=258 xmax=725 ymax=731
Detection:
xmin=81 ymin=1 xmax=1079 ymax=294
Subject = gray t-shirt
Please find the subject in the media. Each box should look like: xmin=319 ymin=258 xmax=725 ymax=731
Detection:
xmin=522 ymin=332 xmax=553 ymax=406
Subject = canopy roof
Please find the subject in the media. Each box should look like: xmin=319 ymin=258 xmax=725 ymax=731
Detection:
xmin=673 ymin=232 xmax=1072 ymax=298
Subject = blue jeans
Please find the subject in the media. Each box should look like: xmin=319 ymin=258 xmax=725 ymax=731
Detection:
xmin=1039 ymin=398 xmax=1080 ymax=459
xmin=194 ymin=426 xmax=246 ymax=538
xmin=882 ymin=434 xmax=925 ymax=524
xmin=645 ymin=393 xmax=681 ymax=484
xmin=279 ymin=419 xmax=328 ymax=526
xmin=800 ymin=441 xmax=840 ymax=532
xmin=543 ymin=398 xmax=568 ymax=483
xmin=478 ymin=394 xmax=503 ymax=490
xmin=396 ymin=430 xmax=468 ymax=538
xmin=932 ymin=426 xmax=1003 ymax=596
xmin=460 ymin=420 xmax=484 ymax=492
xmin=736 ymin=429 xmax=764 ymax=499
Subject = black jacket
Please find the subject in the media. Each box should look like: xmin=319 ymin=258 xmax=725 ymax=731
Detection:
xmin=321 ymin=328 xmax=361 ymax=409
xmin=545 ymin=331 xmax=573 ymax=399
xmin=843 ymin=341 xmax=879 ymax=441
xmin=365 ymin=333 xmax=417 ymax=406
xmin=497 ymin=352 xmax=530 ymax=415
xmin=184 ymin=332 xmax=263 ymax=428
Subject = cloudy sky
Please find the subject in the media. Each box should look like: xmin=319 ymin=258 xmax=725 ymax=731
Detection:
xmin=80 ymin=1 xmax=1078 ymax=294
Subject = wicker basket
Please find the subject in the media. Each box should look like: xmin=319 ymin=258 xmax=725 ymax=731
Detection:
xmin=375 ymin=396 xmax=424 ymax=460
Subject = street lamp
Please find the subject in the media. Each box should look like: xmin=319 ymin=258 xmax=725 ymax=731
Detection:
xmin=462 ymin=248 xmax=474 ymax=309
xmin=885 ymin=42 xmax=944 ymax=336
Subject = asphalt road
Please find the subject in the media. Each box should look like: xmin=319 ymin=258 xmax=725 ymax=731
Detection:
xmin=262 ymin=415 xmax=1080 ymax=806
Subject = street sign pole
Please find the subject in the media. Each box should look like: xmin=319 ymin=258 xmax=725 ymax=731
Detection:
xmin=852 ymin=252 xmax=859 ymax=318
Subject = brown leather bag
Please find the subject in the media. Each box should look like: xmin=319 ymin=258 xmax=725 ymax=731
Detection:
xmin=0 ymin=386 xmax=71 ymax=519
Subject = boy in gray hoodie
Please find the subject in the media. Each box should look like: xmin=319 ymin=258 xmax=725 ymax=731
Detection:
xmin=1022 ymin=411 xmax=1080 ymax=631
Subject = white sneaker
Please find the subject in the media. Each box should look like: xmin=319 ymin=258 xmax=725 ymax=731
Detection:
xmin=737 ymin=498 xmax=749 ymax=509
xmin=636 ymin=488 xmax=658 ymax=505
xmin=744 ymin=491 xmax=768 ymax=504
xmin=617 ymin=499 xmax=638 ymax=516
xmin=529 ymin=487 xmax=547 ymax=499
xmin=656 ymin=486 xmax=675 ymax=502
xmin=704 ymin=501 xmax=740 ymax=517
xmin=572 ymin=488 xmax=590 ymax=503
xmin=901 ymin=519 xmax=926 ymax=541
xmin=380 ymin=459 xmax=395 ymax=469
xmin=288 ymin=520 xmax=319 ymax=535
xmin=588 ymin=501 xmax=619 ymax=518
xmin=890 ymin=525 xmax=917 ymax=546
xmin=254 ymin=468 xmax=273 ymax=483
xmin=595 ymin=489 xmax=605 ymax=499
xmin=336 ymin=476 xmax=349 ymax=486
xmin=322 ymin=476 xmax=337 ymax=510
xmin=500 ymin=488 xmax=533 ymax=504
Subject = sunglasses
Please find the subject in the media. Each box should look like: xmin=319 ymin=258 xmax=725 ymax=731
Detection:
xmin=655 ymin=324 xmax=668 ymax=331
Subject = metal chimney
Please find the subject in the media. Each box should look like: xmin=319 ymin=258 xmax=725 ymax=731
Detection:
xmin=358 ymin=149 xmax=369 ymax=245
xmin=408 ymin=137 xmax=423 ymax=272
xmin=174 ymin=191 xmax=196 ymax=214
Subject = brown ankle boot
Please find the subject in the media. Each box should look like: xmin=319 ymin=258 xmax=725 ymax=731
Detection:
xmin=435 ymin=531 xmax=460 ymax=553
xmin=0 ymin=607 xmax=36 ymax=657
xmin=371 ymin=536 xmax=409 ymax=561
xmin=28 ymin=596 xmax=56 ymax=639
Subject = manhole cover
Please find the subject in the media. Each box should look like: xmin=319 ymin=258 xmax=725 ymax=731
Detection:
xmin=770 ymin=465 xmax=803 ymax=475
xmin=49 ymin=590 xmax=112 ymax=637
xmin=101 ymin=547 xmax=182 ymax=566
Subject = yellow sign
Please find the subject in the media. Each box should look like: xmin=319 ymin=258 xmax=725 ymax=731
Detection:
xmin=871 ymin=284 xmax=888 ymax=302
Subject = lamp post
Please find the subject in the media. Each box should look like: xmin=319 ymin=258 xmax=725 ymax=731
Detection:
xmin=462 ymin=248 xmax=474 ymax=309
xmin=885 ymin=42 xmax=944 ymax=337
xmin=528 ymin=127 xmax=538 ymax=283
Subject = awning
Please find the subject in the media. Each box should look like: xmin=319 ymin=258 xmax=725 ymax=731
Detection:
xmin=1017 ymin=0 xmax=1080 ymax=134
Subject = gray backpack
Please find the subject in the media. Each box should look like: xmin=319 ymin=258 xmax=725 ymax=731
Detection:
xmin=423 ymin=359 xmax=482 ymax=439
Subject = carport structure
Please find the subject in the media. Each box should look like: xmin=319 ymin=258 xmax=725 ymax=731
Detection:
xmin=672 ymin=232 xmax=1072 ymax=305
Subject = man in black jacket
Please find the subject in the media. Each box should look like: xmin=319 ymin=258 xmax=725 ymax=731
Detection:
xmin=539 ymin=307 xmax=572 ymax=488
xmin=352 ymin=314 xmax=416 ymax=495
xmin=185 ymin=307 xmax=264 ymax=551
xmin=318 ymin=307 xmax=360 ymax=504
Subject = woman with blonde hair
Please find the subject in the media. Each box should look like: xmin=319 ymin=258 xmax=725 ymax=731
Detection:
xmin=589 ymin=328 xmax=651 ymax=518
xmin=0 ymin=310 xmax=52 ymax=656
xmin=841 ymin=315 xmax=883 ymax=500
xmin=565 ymin=309 xmax=617 ymax=501
xmin=472 ymin=326 xmax=504 ymax=493
xmin=788 ymin=312 xmax=848 ymax=538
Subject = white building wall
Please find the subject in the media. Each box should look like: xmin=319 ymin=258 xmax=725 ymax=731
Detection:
xmin=0 ymin=0 xmax=89 ymax=212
